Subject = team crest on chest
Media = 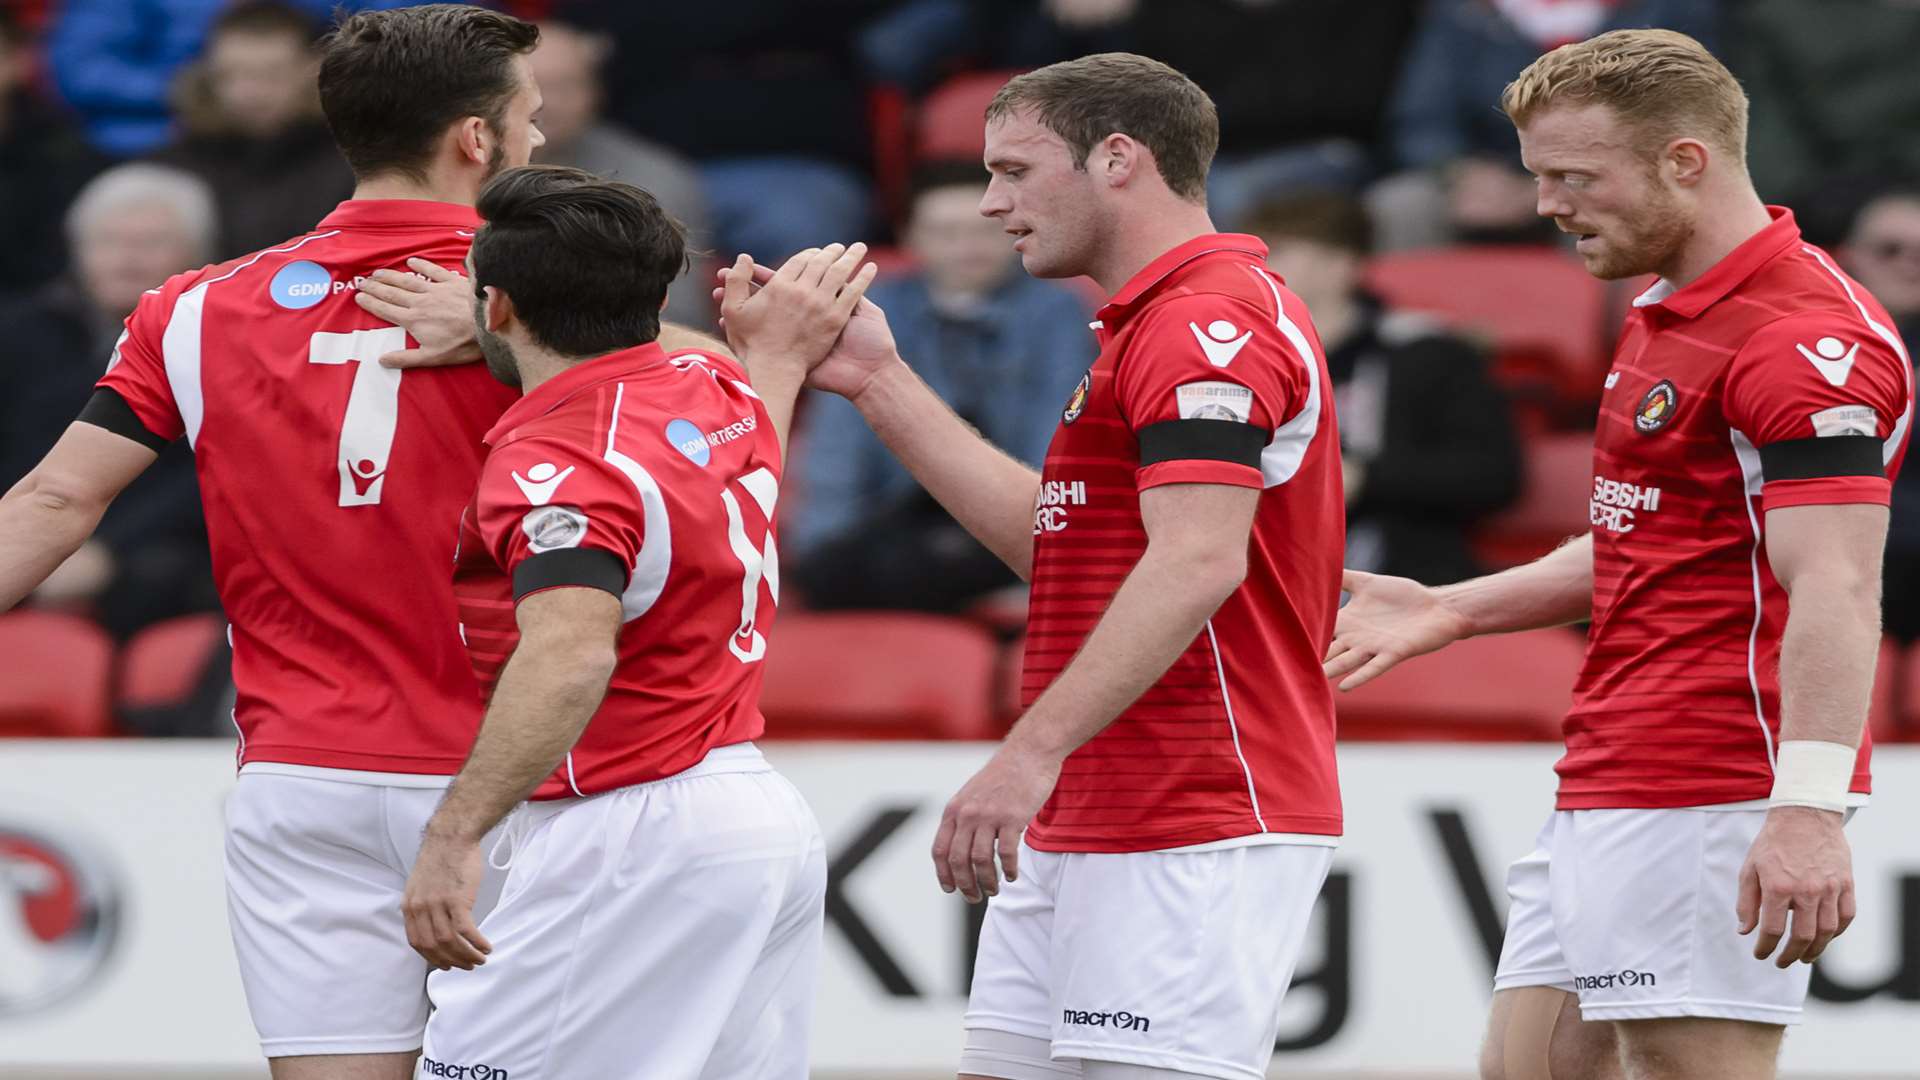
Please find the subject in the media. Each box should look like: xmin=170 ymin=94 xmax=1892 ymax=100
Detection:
xmin=1635 ymin=380 xmax=1679 ymax=434
xmin=1063 ymin=371 xmax=1092 ymax=424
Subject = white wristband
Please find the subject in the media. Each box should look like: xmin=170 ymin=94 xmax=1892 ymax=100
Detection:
xmin=1769 ymin=740 xmax=1855 ymax=813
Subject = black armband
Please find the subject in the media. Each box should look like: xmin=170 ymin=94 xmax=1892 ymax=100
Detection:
xmin=1137 ymin=419 xmax=1267 ymax=468
xmin=76 ymin=388 xmax=171 ymax=451
xmin=1758 ymin=435 xmax=1883 ymax=481
xmin=511 ymin=548 xmax=628 ymax=601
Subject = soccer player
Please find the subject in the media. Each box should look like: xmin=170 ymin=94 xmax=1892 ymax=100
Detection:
xmin=395 ymin=166 xmax=868 ymax=1078
xmin=740 ymin=53 xmax=1345 ymax=1080
xmin=1324 ymin=30 xmax=1912 ymax=1080
xmin=2 ymin=8 xmax=681 ymax=1079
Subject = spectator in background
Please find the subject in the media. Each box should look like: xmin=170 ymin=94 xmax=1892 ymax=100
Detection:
xmin=0 ymin=163 xmax=218 ymax=639
xmin=46 ymin=0 xmax=415 ymax=156
xmin=1735 ymin=0 xmax=1920 ymax=211
xmin=789 ymin=161 xmax=1092 ymax=611
xmin=566 ymin=1 xmax=887 ymax=264
xmin=1052 ymin=0 xmax=1422 ymax=230
xmin=0 ymin=9 xmax=106 ymax=297
xmin=1374 ymin=0 xmax=1717 ymax=250
xmin=529 ymin=19 xmax=712 ymax=325
xmin=858 ymin=0 xmax=1418 ymax=230
xmin=151 ymin=2 xmax=354 ymax=260
xmin=1249 ymin=191 xmax=1521 ymax=584
xmin=1839 ymin=188 xmax=1920 ymax=643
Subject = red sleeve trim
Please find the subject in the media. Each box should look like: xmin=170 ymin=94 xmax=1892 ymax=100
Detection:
xmin=1760 ymin=475 xmax=1891 ymax=512
xmin=1136 ymin=459 xmax=1264 ymax=491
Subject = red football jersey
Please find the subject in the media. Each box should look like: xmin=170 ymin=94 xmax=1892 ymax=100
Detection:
xmin=452 ymin=344 xmax=779 ymax=799
xmin=1562 ymin=208 xmax=1913 ymax=808
xmin=94 ymin=200 xmax=518 ymax=773
xmin=1021 ymin=234 xmax=1345 ymax=853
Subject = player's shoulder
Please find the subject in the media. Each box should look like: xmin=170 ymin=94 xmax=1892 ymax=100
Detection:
xmin=479 ymin=430 xmax=624 ymax=509
xmin=1734 ymin=304 xmax=1904 ymax=374
xmin=664 ymin=347 xmax=750 ymax=386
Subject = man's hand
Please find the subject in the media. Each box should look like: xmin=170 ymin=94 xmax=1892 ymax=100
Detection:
xmin=931 ymin=743 xmax=1061 ymax=903
xmin=402 ymin=832 xmax=492 ymax=971
xmin=353 ymin=258 xmax=482 ymax=369
xmin=718 ymin=243 xmax=876 ymax=373
xmin=713 ymin=255 xmax=901 ymax=401
xmin=1324 ymin=569 xmax=1472 ymax=689
xmin=1737 ymin=806 xmax=1855 ymax=968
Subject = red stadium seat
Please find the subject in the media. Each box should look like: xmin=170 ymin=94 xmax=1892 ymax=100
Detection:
xmin=995 ymin=636 xmax=1026 ymax=730
xmin=118 ymin=613 xmax=228 ymax=711
xmin=1365 ymin=246 xmax=1613 ymax=411
xmin=1334 ymin=628 xmax=1584 ymax=741
xmin=0 ymin=611 xmax=115 ymax=737
xmin=1475 ymin=431 xmax=1595 ymax=569
xmin=1875 ymin=637 xmax=1916 ymax=743
xmin=915 ymin=70 xmax=1022 ymax=163
xmin=1900 ymin=642 xmax=1920 ymax=741
xmin=760 ymin=612 xmax=1000 ymax=739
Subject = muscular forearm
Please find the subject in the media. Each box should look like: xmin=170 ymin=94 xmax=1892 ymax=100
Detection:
xmin=426 ymin=641 xmax=615 ymax=844
xmin=1007 ymin=542 xmax=1243 ymax=759
xmin=850 ymin=358 xmax=1040 ymax=578
xmin=0 ymin=476 xmax=109 ymax=610
xmin=1777 ymin=572 xmax=1880 ymax=747
xmin=1435 ymin=532 xmax=1593 ymax=636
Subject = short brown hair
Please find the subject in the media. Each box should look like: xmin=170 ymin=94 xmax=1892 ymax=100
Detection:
xmin=472 ymin=166 xmax=688 ymax=356
xmin=318 ymin=5 xmax=538 ymax=180
xmin=1502 ymin=29 xmax=1748 ymax=164
xmin=985 ymin=53 xmax=1218 ymax=202
xmin=1243 ymin=192 xmax=1374 ymax=256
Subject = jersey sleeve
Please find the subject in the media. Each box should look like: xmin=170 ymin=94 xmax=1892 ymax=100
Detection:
xmin=90 ymin=286 xmax=185 ymax=445
xmin=1724 ymin=312 xmax=1911 ymax=512
xmin=474 ymin=436 xmax=642 ymax=603
xmin=1112 ymin=292 xmax=1311 ymax=492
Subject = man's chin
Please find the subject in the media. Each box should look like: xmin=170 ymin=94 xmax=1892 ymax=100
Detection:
xmin=1579 ymin=248 xmax=1649 ymax=282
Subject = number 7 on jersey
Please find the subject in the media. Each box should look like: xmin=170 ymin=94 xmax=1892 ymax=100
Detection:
xmin=309 ymin=327 xmax=409 ymax=506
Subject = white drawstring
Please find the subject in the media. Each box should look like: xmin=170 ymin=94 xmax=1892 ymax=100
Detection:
xmin=487 ymin=805 xmax=533 ymax=871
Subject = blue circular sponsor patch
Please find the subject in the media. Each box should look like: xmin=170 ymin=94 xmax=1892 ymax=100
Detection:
xmin=666 ymin=418 xmax=710 ymax=467
xmin=269 ymin=260 xmax=333 ymax=310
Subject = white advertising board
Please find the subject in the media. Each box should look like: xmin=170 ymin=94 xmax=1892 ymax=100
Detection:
xmin=1 ymin=741 xmax=1916 ymax=1074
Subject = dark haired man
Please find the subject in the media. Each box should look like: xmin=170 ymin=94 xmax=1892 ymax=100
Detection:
xmin=744 ymin=52 xmax=1347 ymax=1080
xmin=0 ymin=8 xmax=713 ymax=1079
xmin=398 ymin=165 xmax=872 ymax=1078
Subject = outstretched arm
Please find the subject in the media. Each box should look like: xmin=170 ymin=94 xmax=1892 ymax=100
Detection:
xmin=716 ymin=264 xmax=1038 ymax=576
xmin=1324 ymin=532 xmax=1592 ymax=689
xmin=1 ymin=420 xmax=158 ymax=610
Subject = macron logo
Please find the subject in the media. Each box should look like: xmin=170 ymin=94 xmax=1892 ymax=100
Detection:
xmin=511 ymin=462 xmax=575 ymax=506
xmin=1795 ymin=336 xmax=1860 ymax=387
xmin=1189 ymin=319 xmax=1252 ymax=367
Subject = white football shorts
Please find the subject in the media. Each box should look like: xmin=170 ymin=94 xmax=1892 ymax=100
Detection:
xmin=420 ymin=742 xmax=827 ymax=1079
xmin=224 ymin=766 xmax=508 ymax=1057
xmin=962 ymin=838 xmax=1335 ymax=1080
xmin=1494 ymin=806 xmax=1854 ymax=1024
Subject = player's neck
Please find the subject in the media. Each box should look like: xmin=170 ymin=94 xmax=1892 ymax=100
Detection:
xmin=511 ymin=348 xmax=573 ymax=396
xmin=1657 ymin=188 xmax=1774 ymax=289
xmin=1087 ymin=201 xmax=1219 ymax=297
xmin=349 ymin=164 xmax=484 ymax=207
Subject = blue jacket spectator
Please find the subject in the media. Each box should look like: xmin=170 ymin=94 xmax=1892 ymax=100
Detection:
xmin=789 ymin=164 xmax=1093 ymax=610
xmin=1388 ymin=0 xmax=1719 ymax=171
xmin=48 ymin=0 xmax=415 ymax=156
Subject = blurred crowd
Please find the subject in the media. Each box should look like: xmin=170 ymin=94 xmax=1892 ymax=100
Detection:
xmin=2 ymin=0 xmax=1918 ymax=733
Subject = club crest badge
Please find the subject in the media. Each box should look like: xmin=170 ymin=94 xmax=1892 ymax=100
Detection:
xmin=1635 ymin=380 xmax=1678 ymax=434
xmin=1063 ymin=371 xmax=1091 ymax=425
